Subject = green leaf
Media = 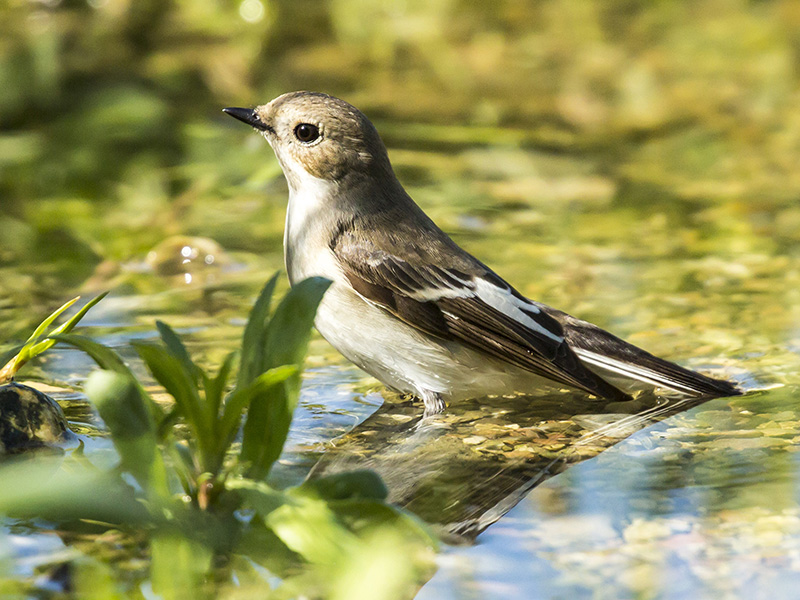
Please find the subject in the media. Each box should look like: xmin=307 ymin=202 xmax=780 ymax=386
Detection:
xmin=151 ymin=533 xmax=213 ymax=600
xmin=73 ymin=557 xmax=127 ymax=600
xmin=0 ymin=293 xmax=106 ymax=382
xmin=165 ymin=440 xmax=196 ymax=496
xmin=262 ymin=277 xmax=331 ymax=378
xmin=87 ymin=370 xmax=154 ymax=439
xmin=226 ymin=478 xmax=287 ymax=517
xmin=24 ymin=296 xmax=80 ymax=344
xmin=156 ymin=321 xmax=201 ymax=382
xmin=134 ymin=343 xmax=212 ymax=467
xmin=84 ymin=370 xmax=165 ymax=492
xmin=329 ymin=527 xmax=434 ymax=600
xmin=156 ymin=406 xmax=182 ymax=441
xmin=56 ymin=292 xmax=108 ymax=333
xmin=265 ymin=495 xmax=359 ymax=566
xmin=234 ymin=520 xmax=301 ymax=580
xmin=328 ymin=500 xmax=437 ymax=550
xmin=240 ymin=277 xmax=331 ymax=479
xmin=25 ymin=292 xmax=109 ymax=359
xmin=0 ymin=454 xmax=151 ymax=526
xmin=203 ymin=349 xmax=237 ymax=426
xmin=237 ymin=272 xmax=279 ymax=389
xmin=217 ymin=365 xmax=298 ymax=457
xmin=298 ymin=470 xmax=389 ymax=502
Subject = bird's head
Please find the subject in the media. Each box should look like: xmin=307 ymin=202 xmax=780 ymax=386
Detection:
xmin=224 ymin=92 xmax=393 ymax=191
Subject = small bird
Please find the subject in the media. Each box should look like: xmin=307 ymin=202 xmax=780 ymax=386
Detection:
xmin=224 ymin=92 xmax=740 ymax=413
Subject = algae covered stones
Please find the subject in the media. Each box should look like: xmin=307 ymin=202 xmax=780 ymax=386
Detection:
xmin=0 ymin=382 xmax=76 ymax=453
xmin=144 ymin=235 xmax=231 ymax=283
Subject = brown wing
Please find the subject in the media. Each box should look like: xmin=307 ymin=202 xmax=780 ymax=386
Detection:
xmin=332 ymin=232 xmax=631 ymax=402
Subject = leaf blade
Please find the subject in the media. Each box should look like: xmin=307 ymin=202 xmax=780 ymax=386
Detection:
xmin=240 ymin=276 xmax=331 ymax=479
xmin=156 ymin=321 xmax=200 ymax=382
xmin=84 ymin=370 xmax=168 ymax=494
xmin=237 ymin=272 xmax=279 ymax=389
xmin=1 ymin=293 xmax=106 ymax=381
xmin=134 ymin=343 xmax=211 ymax=454
xmin=217 ymin=365 xmax=298 ymax=457
xmin=203 ymin=350 xmax=237 ymax=428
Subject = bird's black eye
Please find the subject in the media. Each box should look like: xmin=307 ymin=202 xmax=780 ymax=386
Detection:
xmin=294 ymin=123 xmax=320 ymax=143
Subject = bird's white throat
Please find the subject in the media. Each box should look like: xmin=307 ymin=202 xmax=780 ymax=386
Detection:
xmin=283 ymin=162 xmax=342 ymax=285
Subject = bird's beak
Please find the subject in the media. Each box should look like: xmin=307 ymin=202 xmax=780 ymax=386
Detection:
xmin=223 ymin=107 xmax=270 ymax=132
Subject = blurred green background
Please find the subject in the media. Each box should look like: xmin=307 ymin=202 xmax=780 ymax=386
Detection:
xmin=7 ymin=0 xmax=800 ymax=204
xmin=3 ymin=0 xmax=800 ymax=320
xmin=3 ymin=1 xmax=800 ymax=598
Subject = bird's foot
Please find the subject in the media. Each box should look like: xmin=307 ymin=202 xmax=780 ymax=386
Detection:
xmin=420 ymin=390 xmax=446 ymax=417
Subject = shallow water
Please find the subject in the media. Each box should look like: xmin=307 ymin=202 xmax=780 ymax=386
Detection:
xmin=4 ymin=135 xmax=798 ymax=596
xmin=3 ymin=2 xmax=800 ymax=593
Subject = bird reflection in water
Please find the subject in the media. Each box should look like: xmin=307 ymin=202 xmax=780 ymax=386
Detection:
xmin=308 ymin=390 xmax=713 ymax=543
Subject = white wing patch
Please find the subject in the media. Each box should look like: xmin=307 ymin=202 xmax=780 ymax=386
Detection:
xmin=473 ymin=278 xmax=564 ymax=343
xmin=410 ymin=286 xmax=473 ymax=301
xmin=406 ymin=271 xmax=474 ymax=301
xmin=400 ymin=268 xmax=565 ymax=344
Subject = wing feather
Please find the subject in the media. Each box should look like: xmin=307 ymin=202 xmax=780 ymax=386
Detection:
xmin=543 ymin=308 xmax=742 ymax=397
xmin=333 ymin=233 xmax=631 ymax=402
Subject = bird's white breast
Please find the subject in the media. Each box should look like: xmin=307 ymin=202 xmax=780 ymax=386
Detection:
xmin=283 ymin=170 xmax=344 ymax=285
xmin=313 ymin=283 xmax=532 ymax=401
xmin=279 ymin=161 xmax=554 ymax=404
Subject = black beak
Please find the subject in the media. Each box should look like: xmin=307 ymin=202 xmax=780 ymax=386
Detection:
xmin=223 ymin=107 xmax=270 ymax=132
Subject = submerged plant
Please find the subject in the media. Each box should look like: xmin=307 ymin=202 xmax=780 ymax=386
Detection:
xmin=0 ymin=294 xmax=106 ymax=454
xmin=0 ymin=275 xmax=436 ymax=599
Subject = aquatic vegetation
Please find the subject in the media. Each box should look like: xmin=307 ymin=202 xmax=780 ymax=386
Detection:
xmin=0 ymin=293 xmax=106 ymax=384
xmin=0 ymin=275 xmax=436 ymax=598
xmin=2 ymin=1 xmax=799 ymax=597
xmin=0 ymin=294 xmax=105 ymax=453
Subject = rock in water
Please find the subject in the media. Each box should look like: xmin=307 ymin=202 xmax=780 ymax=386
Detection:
xmin=0 ymin=382 xmax=77 ymax=454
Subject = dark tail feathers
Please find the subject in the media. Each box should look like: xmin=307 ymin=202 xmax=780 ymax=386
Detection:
xmin=545 ymin=309 xmax=741 ymax=398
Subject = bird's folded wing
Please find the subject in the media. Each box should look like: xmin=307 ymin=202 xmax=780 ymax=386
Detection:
xmin=543 ymin=308 xmax=742 ymax=397
xmin=332 ymin=236 xmax=631 ymax=401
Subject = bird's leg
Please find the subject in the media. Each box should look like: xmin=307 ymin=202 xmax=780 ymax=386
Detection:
xmin=420 ymin=390 xmax=446 ymax=416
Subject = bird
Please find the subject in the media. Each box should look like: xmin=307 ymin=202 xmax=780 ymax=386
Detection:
xmin=223 ymin=92 xmax=741 ymax=414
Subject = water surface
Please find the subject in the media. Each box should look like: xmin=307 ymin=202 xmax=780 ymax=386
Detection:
xmin=3 ymin=2 xmax=800 ymax=594
xmin=5 ymin=137 xmax=796 ymax=596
